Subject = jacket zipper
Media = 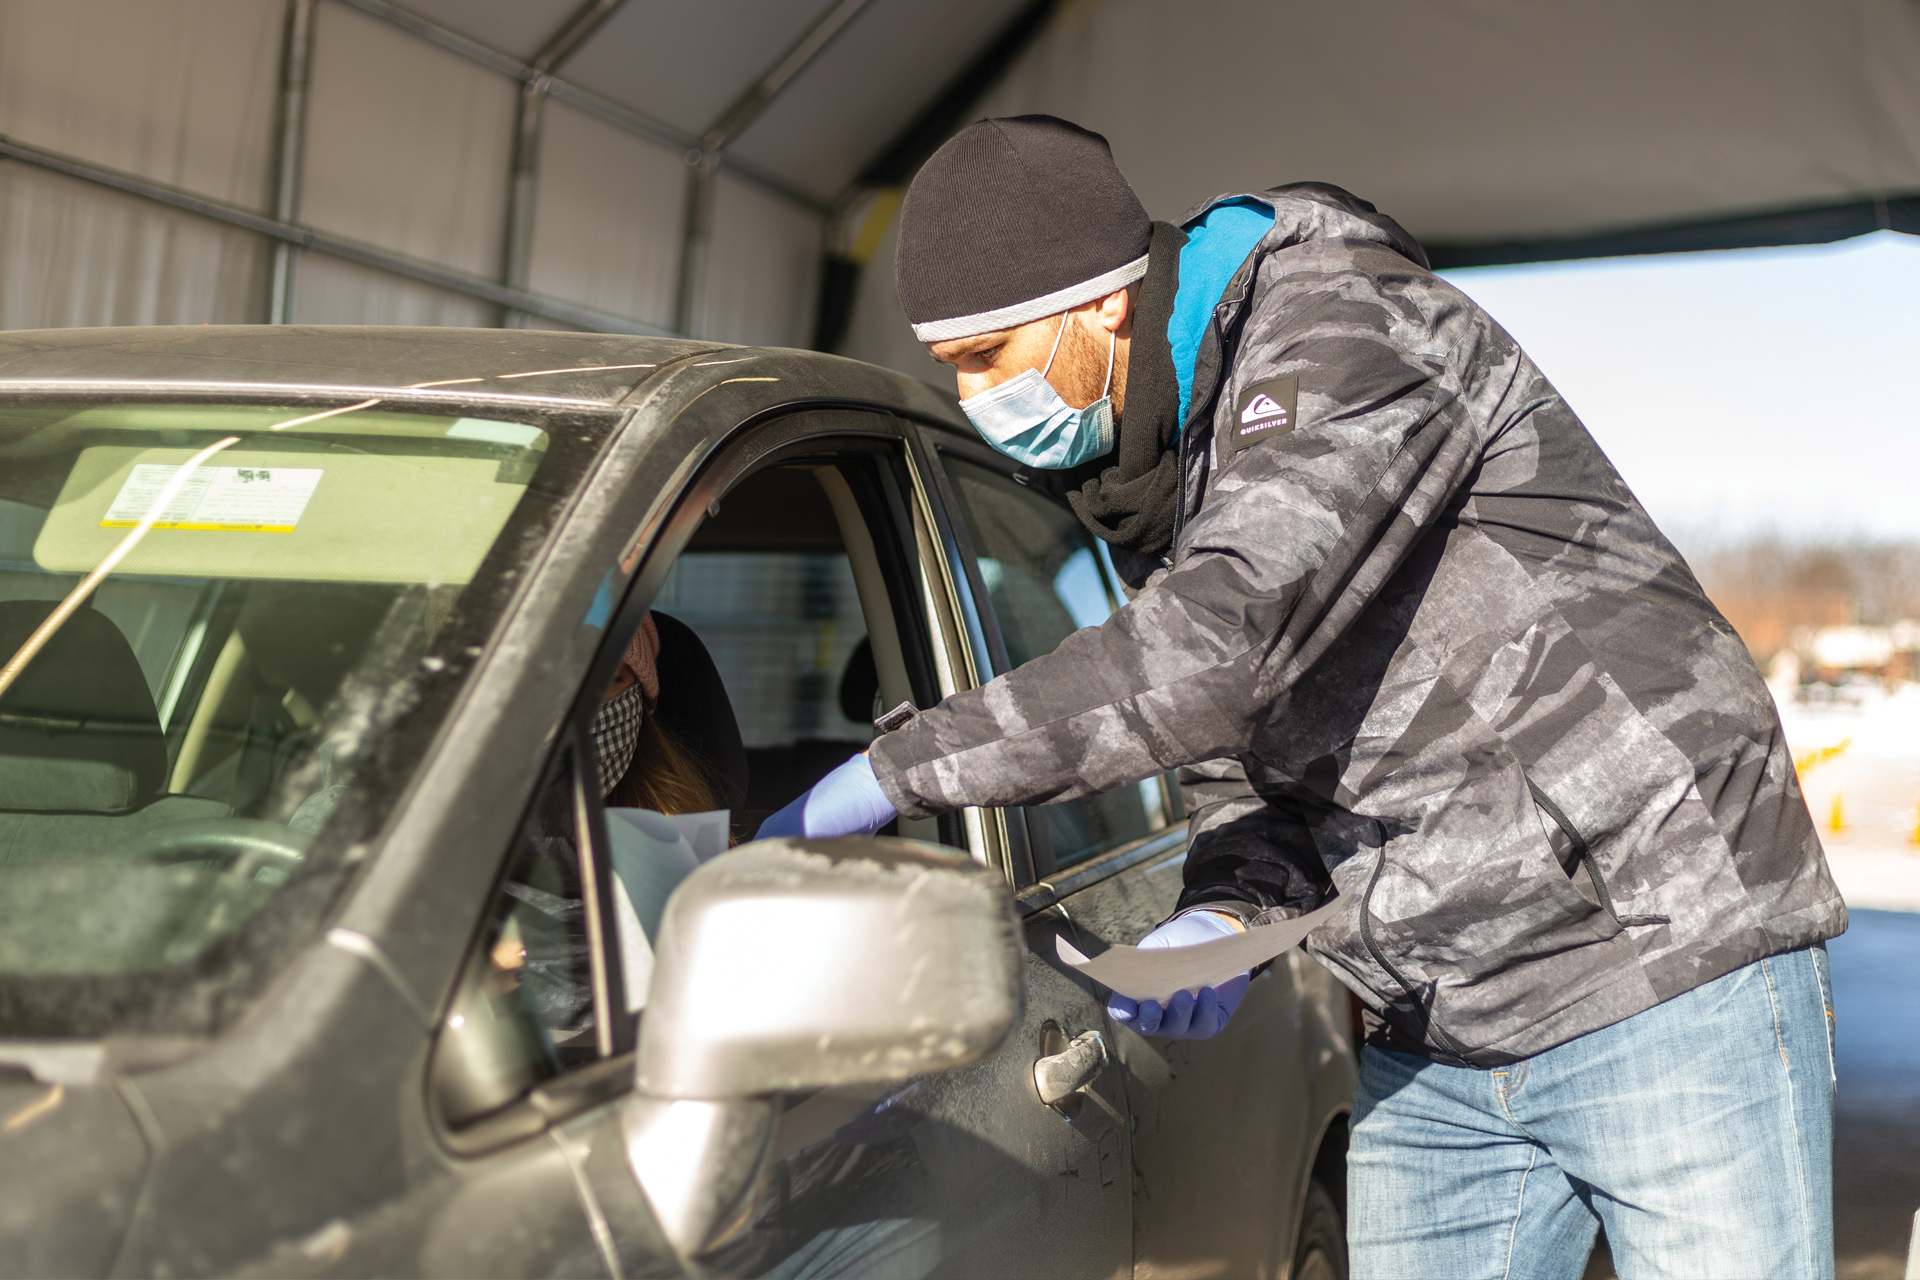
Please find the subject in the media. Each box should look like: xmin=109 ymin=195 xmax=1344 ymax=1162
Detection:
xmin=1172 ymin=388 xmax=1195 ymax=541
xmin=1173 ymin=297 xmax=1241 ymax=544
xmin=1525 ymin=779 xmax=1670 ymax=928
xmin=1359 ymin=844 xmax=1470 ymax=1060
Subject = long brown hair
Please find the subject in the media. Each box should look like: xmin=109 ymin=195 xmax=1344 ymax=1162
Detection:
xmin=607 ymin=713 xmax=721 ymax=815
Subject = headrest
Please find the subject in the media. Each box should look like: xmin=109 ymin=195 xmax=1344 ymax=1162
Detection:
xmin=238 ymin=582 xmax=400 ymax=707
xmin=0 ymin=601 xmax=166 ymax=812
xmin=838 ymin=637 xmax=879 ymax=725
xmin=646 ymin=611 xmax=748 ymax=813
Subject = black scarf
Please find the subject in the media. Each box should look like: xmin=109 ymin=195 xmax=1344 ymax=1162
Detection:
xmin=1064 ymin=220 xmax=1186 ymax=577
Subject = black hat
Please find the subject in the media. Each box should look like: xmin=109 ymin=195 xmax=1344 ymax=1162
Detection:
xmin=895 ymin=116 xmax=1151 ymax=342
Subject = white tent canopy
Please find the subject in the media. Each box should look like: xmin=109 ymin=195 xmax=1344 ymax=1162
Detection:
xmin=2 ymin=0 xmax=1914 ymax=378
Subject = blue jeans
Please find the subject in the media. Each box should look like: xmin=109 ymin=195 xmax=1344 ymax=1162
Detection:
xmin=1349 ymin=946 xmax=1836 ymax=1280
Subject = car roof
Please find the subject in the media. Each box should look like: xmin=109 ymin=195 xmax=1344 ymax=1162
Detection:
xmin=0 ymin=326 xmax=971 ymax=444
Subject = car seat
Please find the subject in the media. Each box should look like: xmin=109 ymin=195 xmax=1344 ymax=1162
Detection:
xmin=838 ymin=636 xmax=879 ymax=725
xmin=630 ymin=610 xmax=749 ymax=815
xmin=740 ymin=638 xmax=881 ymax=819
xmin=0 ymin=600 xmax=228 ymax=861
xmin=224 ymin=582 xmax=408 ymax=818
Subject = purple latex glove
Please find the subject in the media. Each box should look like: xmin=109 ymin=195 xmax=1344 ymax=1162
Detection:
xmin=1105 ymin=911 xmax=1251 ymax=1040
xmin=756 ymin=753 xmax=897 ymax=840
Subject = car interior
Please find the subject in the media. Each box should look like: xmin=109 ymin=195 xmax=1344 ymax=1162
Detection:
xmin=438 ymin=454 xmax=947 ymax=1124
xmin=0 ymin=405 xmax=549 ymax=985
xmin=641 ymin=462 xmax=915 ymax=832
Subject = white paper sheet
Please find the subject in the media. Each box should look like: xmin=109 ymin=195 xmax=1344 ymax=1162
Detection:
xmin=605 ymin=807 xmax=729 ymax=1011
xmin=668 ymin=808 xmax=729 ymax=862
xmin=1056 ymin=900 xmax=1343 ymax=1004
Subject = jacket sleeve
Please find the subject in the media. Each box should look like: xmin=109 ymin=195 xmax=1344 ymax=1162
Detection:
xmin=1170 ymin=756 xmax=1332 ymax=921
xmin=869 ymin=251 xmax=1500 ymax=822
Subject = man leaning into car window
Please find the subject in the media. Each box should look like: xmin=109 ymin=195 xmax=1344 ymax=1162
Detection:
xmin=756 ymin=117 xmax=1846 ymax=1279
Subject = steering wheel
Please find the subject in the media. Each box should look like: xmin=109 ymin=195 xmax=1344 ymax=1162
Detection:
xmin=123 ymin=818 xmax=313 ymax=884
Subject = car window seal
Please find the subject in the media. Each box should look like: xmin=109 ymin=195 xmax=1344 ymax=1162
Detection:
xmin=1017 ymin=826 xmax=1187 ymax=917
xmin=438 ymin=1048 xmax=638 ymax=1160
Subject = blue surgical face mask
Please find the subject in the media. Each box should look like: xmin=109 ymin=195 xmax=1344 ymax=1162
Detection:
xmin=959 ymin=314 xmax=1116 ymax=470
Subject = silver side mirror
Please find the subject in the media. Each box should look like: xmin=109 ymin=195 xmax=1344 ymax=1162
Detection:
xmin=623 ymin=835 xmax=1022 ymax=1258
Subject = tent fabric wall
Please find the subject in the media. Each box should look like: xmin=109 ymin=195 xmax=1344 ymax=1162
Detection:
xmin=0 ymin=0 xmax=280 ymax=206
xmin=289 ymin=255 xmax=494 ymax=329
xmin=525 ymin=100 xmax=687 ymax=334
xmin=836 ymin=0 xmax=1920 ymax=378
xmin=956 ymin=0 xmax=1920 ymax=245
xmin=1 ymin=166 xmax=267 ymax=329
xmin=837 ymin=211 xmax=938 ymax=391
xmin=289 ymin=0 xmax=515 ymax=326
xmin=699 ymin=172 xmax=823 ymax=349
xmin=296 ymin=6 xmax=514 ymax=280
xmin=2 ymin=0 xmax=1913 ymax=360
xmin=0 ymin=0 xmax=826 ymax=346
xmin=0 ymin=0 xmax=278 ymax=329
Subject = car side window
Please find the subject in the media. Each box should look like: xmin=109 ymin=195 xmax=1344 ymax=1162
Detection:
xmin=432 ymin=742 xmax=609 ymax=1132
xmin=432 ymin=441 xmax=961 ymax=1141
xmin=642 ymin=453 xmax=953 ymax=850
xmin=938 ymin=454 xmax=1171 ymax=870
xmin=650 ymin=467 xmax=875 ymax=826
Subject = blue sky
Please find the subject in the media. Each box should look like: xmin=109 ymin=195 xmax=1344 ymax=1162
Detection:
xmin=1439 ymin=232 xmax=1920 ymax=552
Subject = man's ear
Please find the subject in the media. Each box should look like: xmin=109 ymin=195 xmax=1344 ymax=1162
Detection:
xmin=1093 ymin=283 xmax=1135 ymax=335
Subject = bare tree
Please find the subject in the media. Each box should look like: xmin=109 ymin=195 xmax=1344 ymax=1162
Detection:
xmin=1691 ymin=537 xmax=1920 ymax=662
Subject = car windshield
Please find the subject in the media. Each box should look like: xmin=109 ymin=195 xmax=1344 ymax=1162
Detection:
xmin=0 ymin=398 xmax=591 ymax=1038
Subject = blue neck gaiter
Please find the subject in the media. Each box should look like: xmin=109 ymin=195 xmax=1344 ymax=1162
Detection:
xmin=1167 ymin=199 xmax=1275 ymax=431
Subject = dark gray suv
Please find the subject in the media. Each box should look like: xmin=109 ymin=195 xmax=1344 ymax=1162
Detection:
xmin=0 ymin=326 xmax=1354 ymax=1279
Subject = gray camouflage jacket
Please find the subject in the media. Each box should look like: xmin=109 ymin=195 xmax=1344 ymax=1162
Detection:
xmin=870 ymin=184 xmax=1845 ymax=1065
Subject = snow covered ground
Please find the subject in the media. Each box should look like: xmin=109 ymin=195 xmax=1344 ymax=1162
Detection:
xmin=1776 ymin=682 xmax=1920 ymax=913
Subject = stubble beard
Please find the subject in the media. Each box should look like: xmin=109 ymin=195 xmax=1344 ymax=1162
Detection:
xmin=1052 ymin=311 xmax=1127 ymax=421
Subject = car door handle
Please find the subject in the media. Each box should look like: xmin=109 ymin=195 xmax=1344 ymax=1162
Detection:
xmin=1034 ymin=1028 xmax=1109 ymax=1106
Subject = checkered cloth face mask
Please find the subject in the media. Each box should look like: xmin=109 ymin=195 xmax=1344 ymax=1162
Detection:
xmin=590 ymin=681 xmax=645 ymax=796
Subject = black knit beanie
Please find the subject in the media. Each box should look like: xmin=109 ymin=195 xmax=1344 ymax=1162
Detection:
xmin=896 ymin=116 xmax=1151 ymax=341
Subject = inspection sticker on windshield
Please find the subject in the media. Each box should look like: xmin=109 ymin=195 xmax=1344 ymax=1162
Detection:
xmin=101 ymin=464 xmax=323 ymax=532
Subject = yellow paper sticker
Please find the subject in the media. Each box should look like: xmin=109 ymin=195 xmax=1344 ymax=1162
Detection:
xmin=100 ymin=464 xmax=323 ymax=533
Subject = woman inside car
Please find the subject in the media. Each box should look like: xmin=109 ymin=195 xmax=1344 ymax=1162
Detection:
xmin=592 ymin=613 xmax=724 ymax=815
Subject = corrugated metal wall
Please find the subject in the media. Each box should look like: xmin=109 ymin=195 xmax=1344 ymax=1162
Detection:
xmin=0 ymin=0 xmax=823 ymax=344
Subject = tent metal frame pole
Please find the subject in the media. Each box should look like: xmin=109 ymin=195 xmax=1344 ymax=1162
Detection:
xmin=331 ymin=0 xmax=827 ymax=217
xmin=671 ymin=0 xmax=868 ymax=337
xmin=1424 ymin=191 xmax=1920 ymax=269
xmin=502 ymin=78 xmax=547 ymax=329
xmin=502 ymin=0 xmax=632 ymax=329
xmin=672 ymin=155 xmax=717 ymax=340
xmin=267 ymin=0 xmax=316 ymax=325
xmin=0 ymin=132 xmax=674 ymax=336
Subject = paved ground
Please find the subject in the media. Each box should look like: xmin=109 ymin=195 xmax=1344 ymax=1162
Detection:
xmin=1831 ymin=909 xmax=1920 ymax=1280
xmin=1782 ymin=688 xmax=1919 ymax=1279
xmin=1784 ymin=683 xmax=1920 ymax=912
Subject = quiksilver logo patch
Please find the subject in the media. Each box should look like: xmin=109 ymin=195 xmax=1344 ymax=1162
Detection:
xmin=1231 ymin=376 xmax=1298 ymax=453
xmin=1241 ymin=394 xmax=1285 ymax=424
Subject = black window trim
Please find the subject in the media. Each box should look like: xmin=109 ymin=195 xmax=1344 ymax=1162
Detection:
xmin=431 ymin=732 xmax=630 ymax=1159
xmin=1016 ymin=826 xmax=1189 ymax=919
